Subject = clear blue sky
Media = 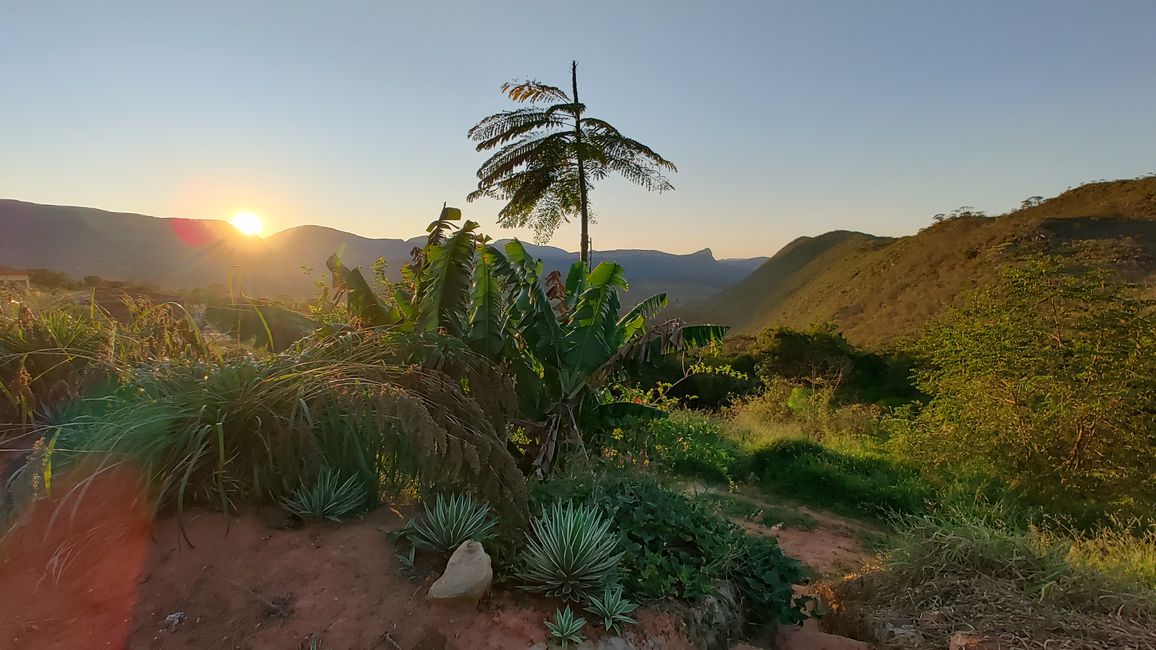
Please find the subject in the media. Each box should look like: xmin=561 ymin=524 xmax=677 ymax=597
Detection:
xmin=3 ymin=1 xmax=1154 ymax=258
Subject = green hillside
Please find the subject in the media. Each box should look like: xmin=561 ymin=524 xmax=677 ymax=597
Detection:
xmin=681 ymin=176 xmax=1156 ymax=345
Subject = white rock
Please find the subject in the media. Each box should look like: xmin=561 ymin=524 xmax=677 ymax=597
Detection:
xmin=426 ymin=540 xmax=492 ymax=603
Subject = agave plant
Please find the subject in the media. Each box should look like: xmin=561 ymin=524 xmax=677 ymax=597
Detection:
xmin=544 ymin=606 xmax=586 ymax=649
xmin=281 ymin=467 xmax=366 ymax=522
xmin=584 ymin=584 xmax=638 ymax=633
xmin=519 ymin=501 xmax=623 ymax=600
xmin=407 ymin=493 xmax=498 ymax=554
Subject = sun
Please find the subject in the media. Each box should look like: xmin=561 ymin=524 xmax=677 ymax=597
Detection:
xmin=230 ymin=211 xmax=264 ymax=236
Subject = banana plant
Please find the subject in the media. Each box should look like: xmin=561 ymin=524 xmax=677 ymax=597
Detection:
xmin=255 ymin=204 xmax=728 ymax=474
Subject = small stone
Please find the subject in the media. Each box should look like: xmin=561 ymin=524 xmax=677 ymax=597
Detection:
xmin=163 ymin=611 xmax=185 ymax=631
xmin=426 ymin=540 xmax=492 ymax=603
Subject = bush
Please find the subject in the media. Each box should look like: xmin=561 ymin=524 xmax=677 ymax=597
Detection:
xmin=519 ymin=501 xmax=623 ymax=601
xmin=897 ymin=258 xmax=1156 ymax=521
xmin=531 ymin=473 xmax=808 ymax=627
xmin=605 ymin=410 xmax=741 ymax=481
xmin=37 ymin=332 xmax=529 ymax=533
xmin=746 ymin=438 xmax=933 ymax=517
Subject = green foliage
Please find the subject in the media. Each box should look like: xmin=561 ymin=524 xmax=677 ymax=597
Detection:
xmin=744 ymin=323 xmax=920 ymax=405
xmin=26 ymin=268 xmax=78 ymax=290
xmin=731 ymin=533 xmax=812 ymax=626
xmin=896 ymin=257 xmax=1156 ymax=520
xmin=604 ymin=410 xmax=741 ymax=482
xmin=878 ymin=504 xmax=1151 ymax=615
xmin=544 ymin=606 xmax=586 ymax=649
xmin=0 ymin=298 xmax=209 ymax=427
xmin=583 ymin=584 xmax=638 ymax=633
xmin=205 ymin=300 xmax=318 ymax=352
xmin=280 ymin=467 xmax=366 ymax=522
xmin=39 ymin=331 xmax=528 ymax=541
xmin=406 ymin=493 xmax=498 ymax=554
xmin=519 ymin=500 xmax=623 ymax=601
xmin=533 ymin=474 xmax=808 ymax=626
xmin=745 ymin=438 xmax=933 ymax=517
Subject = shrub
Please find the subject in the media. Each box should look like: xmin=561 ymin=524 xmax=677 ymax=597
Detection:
xmin=898 ymin=257 xmax=1156 ymax=521
xmin=584 ymin=584 xmax=638 ymax=633
xmin=519 ymin=501 xmax=623 ymax=601
xmin=39 ymin=331 xmax=529 ymax=538
xmin=406 ymin=493 xmax=498 ymax=554
xmin=745 ymin=438 xmax=933 ymax=517
xmin=544 ymin=606 xmax=586 ymax=649
xmin=606 ymin=410 xmax=740 ymax=481
xmin=532 ymin=473 xmax=808 ymax=627
xmin=761 ymin=438 xmax=929 ymax=510
xmin=281 ymin=468 xmax=366 ymax=522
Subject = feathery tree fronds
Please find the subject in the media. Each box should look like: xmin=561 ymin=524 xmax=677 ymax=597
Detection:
xmin=468 ymin=61 xmax=676 ymax=265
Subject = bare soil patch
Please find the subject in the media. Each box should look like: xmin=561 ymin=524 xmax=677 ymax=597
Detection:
xmin=2 ymin=497 xmax=692 ymax=650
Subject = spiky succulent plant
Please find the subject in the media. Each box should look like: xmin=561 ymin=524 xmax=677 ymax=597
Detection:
xmin=544 ymin=606 xmax=586 ymax=648
xmin=406 ymin=493 xmax=498 ymax=554
xmin=584 ymin=584 xmax=639 ymax=633
xmin=281 ymin=468 xmax=366 ymax=522
xmin=519 ymin=500 xmax=623 ymax=600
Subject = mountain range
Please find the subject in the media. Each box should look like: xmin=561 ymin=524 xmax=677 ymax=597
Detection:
xmin=0 ymin=200 xmax=767 ymax=303
xmin=675 ymin=176 xmax=1156 ymax=345
xmin=5 ymin=176 xmax=1154 ymax=347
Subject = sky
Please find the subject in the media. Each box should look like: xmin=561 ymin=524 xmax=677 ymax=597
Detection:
xmin=2 ymin=1 xmax=1154 ymax=258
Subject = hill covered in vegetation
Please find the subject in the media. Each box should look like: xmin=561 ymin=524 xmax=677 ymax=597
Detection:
xmin=680 ymin=177 xmax=1156 ymax=345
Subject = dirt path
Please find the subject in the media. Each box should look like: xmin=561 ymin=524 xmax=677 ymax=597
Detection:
xmin=685 ymin=483 xmax=879 ymax=578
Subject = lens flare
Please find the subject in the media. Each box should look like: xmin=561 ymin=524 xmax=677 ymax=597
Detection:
xmin=230 ymin=212 xmax=263 ymax=236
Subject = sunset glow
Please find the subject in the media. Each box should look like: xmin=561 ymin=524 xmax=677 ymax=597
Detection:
xmin=230 ymin=211 xmax=263 ymax=236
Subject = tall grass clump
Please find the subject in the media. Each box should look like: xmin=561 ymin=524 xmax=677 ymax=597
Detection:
xmin=37 ymin=331 xmax=528 ymax=540
xmin=823 ymin=507 xmax=1156 ymax=649
xmin=0 ymin=298 xmax=209 ymax=428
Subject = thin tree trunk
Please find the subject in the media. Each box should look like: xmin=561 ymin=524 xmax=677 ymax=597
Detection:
xmin=572 ymin=60 xmax=590 ymax=267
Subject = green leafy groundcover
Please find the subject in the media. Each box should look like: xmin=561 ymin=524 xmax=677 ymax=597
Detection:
xmin=531 ymin=473 xmax=808 ymax=627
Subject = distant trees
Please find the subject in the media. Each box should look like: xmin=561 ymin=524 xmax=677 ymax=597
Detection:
xmin=931 ymin=206 xmax=988 ymax=224
xmin=1020 ymin=195 xmax=1044 ymax=209
xmin=468 ymin=61 xmax=676 ymax=266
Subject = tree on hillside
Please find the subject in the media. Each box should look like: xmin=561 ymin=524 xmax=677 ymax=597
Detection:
xmin=467 ymin=61 xmax=677 ymax=266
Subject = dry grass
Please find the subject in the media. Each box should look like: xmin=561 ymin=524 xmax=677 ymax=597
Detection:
xmin=818 ymin=508 xmax=1156 ymax=649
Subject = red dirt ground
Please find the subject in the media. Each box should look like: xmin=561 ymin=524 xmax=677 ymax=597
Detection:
xmin=1 ymin=491 xmax=692 ymax=650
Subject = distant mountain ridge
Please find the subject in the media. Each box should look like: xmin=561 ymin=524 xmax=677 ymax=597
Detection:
xmin=0 ymin=199 xmax=767 ymax=302
xmin=677 ymin=177 xmax=1156 ymax=345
